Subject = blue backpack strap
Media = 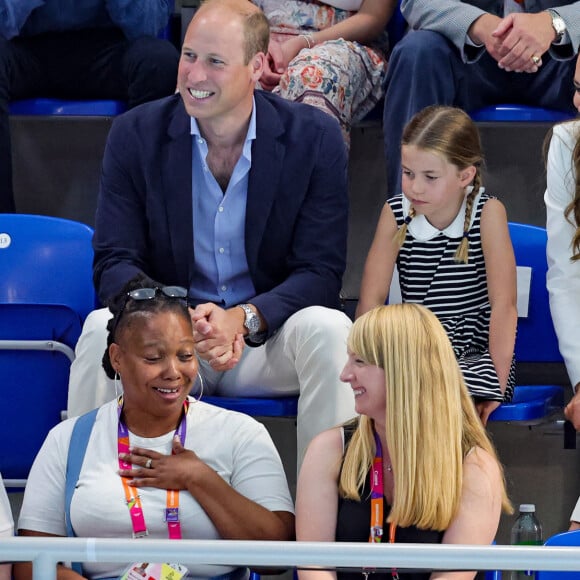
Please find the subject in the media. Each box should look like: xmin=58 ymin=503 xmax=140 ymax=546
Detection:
xmin=65 ymin=408 xmax=98 ymax=575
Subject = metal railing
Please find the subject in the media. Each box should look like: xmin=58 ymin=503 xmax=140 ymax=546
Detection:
xmin=1 ymin=538 xmax=580 ymax=580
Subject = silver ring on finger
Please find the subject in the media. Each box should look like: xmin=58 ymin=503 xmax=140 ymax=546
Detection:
xmin=145 ymin=458 xmax=153 ymax=469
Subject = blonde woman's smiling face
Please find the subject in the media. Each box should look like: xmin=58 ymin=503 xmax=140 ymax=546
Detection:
xmin=340 ymin=350 xmax=386 ymax=420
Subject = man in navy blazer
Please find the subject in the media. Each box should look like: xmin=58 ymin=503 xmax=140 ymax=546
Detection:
xmin=68 ymin=0 xmax=355 ymax=469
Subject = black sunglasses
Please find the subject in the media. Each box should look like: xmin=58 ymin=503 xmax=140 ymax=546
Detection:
xmin=126 ymin=286 xmax=188 ymax=301
xmin=112 ymin=286 xmax=189 ymax=338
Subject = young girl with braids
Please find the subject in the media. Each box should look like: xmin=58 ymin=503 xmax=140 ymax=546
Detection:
xmin=358 ymin=105 xmax=517 ymax=424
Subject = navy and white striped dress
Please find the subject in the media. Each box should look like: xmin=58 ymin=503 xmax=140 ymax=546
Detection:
xmin=388 ymin=192 xmax=515 ymax=402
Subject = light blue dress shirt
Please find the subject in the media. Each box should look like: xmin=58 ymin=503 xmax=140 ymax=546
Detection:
xmin=188 ymin=102 xmax=257 ymax=308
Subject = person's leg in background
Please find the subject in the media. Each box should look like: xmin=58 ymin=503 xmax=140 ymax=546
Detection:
xmin=275 ymin=38 xmax=387 ymax=146
xmin=0 ymin=36 xmax=47 ymax=213
xmin=39 ymin=28 xmax=179 ymax=107
xmin=121 ymin=35 xmax=179 ymax=107
xmin=67 ymin=308 xmax=115 ymax=417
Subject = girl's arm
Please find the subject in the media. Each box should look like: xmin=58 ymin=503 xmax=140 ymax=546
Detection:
xmin=480 ymin=198 xmax=518 ymax=422
xmin=307 ymin=0 xmax=395 ymax=46
xmin=296 ymin=428 xmax=344 ymax=580
xmin=430 ymin=448 xmax=504 ymax=580
xmin=356 ymin=202 xmax=399 ymax=318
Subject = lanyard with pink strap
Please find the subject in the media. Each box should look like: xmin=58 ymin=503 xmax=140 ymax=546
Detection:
xmin=367 ymin=430 xmax=398 ymax=580
xmin=117 ymin=397 xmax=189 ymax=539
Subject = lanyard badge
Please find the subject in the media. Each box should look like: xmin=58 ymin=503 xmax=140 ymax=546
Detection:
xmin=117 ymin=398 xmax=189 ymax=539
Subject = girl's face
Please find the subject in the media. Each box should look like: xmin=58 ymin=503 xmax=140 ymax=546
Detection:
xmin=401 ymin=145 xmax=476 ymax=230
xmin=340 ymin=350 xmax=386 ymax=421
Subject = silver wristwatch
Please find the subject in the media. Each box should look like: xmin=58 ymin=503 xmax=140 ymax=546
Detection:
xmin=546 ymin=9 xmax=566 ymax=43
xmin=239 ymin=303 xmax=263 ymax=342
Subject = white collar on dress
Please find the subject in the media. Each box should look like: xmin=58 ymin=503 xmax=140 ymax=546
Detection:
xmin=402 ymin=188 xmax=484 ymax=241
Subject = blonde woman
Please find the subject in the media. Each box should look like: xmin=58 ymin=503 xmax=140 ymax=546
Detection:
xmin=296 ymin=303 xmax=512 ymax=580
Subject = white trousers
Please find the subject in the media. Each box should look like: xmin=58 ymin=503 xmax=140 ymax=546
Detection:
xmin=67 ymin=305 xmax=355 ymax=469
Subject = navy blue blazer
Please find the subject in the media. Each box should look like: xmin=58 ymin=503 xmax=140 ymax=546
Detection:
xmin=93 ymin=90 xmax=349 ymax=336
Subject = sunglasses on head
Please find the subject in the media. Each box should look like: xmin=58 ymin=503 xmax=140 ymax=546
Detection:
xmin=113 ymin=286 xmax=189 ymax=339
xmin=126 ymin=286 xmax=188 ymax=301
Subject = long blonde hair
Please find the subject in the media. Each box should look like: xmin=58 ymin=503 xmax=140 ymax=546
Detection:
xmin=394 ymin=106 xmax=484 ymax=264
xmin=339 ymin=304 xmax=512 ymax=530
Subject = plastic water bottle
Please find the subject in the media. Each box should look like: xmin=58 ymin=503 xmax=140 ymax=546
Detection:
xmin=510 ymin=504 xmax=543 ymax=580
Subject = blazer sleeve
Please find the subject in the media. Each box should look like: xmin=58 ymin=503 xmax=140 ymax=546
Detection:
xmin=92 ymin=112 xmax=160 ymax=305
xmin=551 ymin=2 xmax=580 ymax=57
xmin=545 ymin=121 xmax=580 ymax=390
xmin=401 ymin=0 xmax=489 ymax=61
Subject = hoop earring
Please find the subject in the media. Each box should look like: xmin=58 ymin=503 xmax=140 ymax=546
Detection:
xmin=192 ymin=371 xmax=204 ymax=402
xmin=114 ymin=371 xmax=123 ymax=401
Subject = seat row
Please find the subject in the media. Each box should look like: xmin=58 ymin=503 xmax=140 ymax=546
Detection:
xmin=0 ymin=214 xmax=567 ymax=486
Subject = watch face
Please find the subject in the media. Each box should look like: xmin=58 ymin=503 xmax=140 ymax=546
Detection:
xmin=242 ymin=305 xmax=260 ymax=334
xmin=551 ymin=13 xmax=566 ymax=37
xmin=247 ymin=314 xmax=260 ymax=333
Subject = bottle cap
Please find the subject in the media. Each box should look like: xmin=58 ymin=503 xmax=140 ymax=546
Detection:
xmin=519 ymin=504 xmax=535 ymax=512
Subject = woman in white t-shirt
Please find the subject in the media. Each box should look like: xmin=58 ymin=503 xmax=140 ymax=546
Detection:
xmin=254 ymin=0 xmax=396 ymax=145
xmin=15 ymin=276 xmax=294 ymax=580
xmin=0 ymin=474 xmax=14 ymax=580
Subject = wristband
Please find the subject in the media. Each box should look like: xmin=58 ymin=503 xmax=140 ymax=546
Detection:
xmin=299 ymin=33 xmax=314 ymax=49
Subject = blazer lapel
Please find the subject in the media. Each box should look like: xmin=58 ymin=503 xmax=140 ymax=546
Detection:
xmin=164 ymin=99 xmax=194 ymax=288
xmin=245 ymin=93 xmax=285 ymax=275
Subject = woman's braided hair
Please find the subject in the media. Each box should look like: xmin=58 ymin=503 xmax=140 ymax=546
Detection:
xmin=101 ymin=274 xmax=192 ymax=379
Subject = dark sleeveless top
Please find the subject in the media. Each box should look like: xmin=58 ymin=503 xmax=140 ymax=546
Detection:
xmin=335 ymin=420 xmax=444 ymax=580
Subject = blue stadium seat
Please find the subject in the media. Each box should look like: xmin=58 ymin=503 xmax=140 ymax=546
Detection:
xmin=536 ymin=530 xmax=580 ymax=580
xmin=0 ymin=214 xmax=97 ymax=486
xmin=9 ymin=98 xmax=127 ymax=116
xmin=489 ymin=223 xmax=565 ymax=423
xmin=202 ymin=395 xmax=298 ymax=418
xmin=470 ymin=104 xmax=575 ymax=123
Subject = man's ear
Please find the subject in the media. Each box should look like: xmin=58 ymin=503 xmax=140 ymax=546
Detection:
xmin=251 ymin=52 xmax=266 ymax=80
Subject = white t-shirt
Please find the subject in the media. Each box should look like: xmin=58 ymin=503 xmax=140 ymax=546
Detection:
xmin=18 ymin=399 xmax=294 ymax=579
xmin=0 ymin=474 xmax=13 ymax=538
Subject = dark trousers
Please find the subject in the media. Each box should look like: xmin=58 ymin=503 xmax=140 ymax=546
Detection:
xmin=0 ymin=27 xmax=180 ymax=213
xmin=382 ymin=30 xmax=577 ymax=198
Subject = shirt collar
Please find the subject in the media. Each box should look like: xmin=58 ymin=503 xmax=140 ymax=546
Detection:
xmin=402 ymin=189 xmax=484 ymax=241
xmin=189 ymin=97 xmax=257 ymax=152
